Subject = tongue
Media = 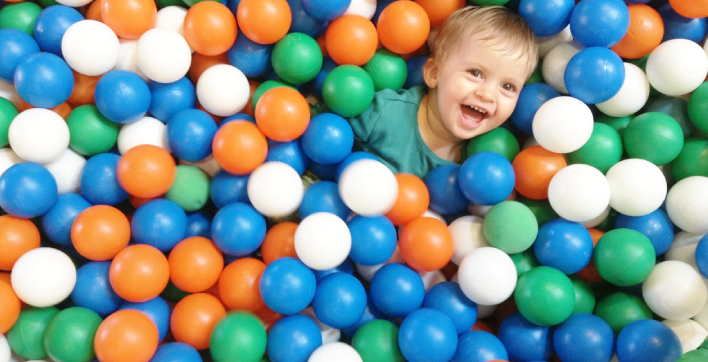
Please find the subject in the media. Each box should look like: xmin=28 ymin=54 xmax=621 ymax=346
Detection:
xmin=462 ymin=106 xmax=485 ymax=123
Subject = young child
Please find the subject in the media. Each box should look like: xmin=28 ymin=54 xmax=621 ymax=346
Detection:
xmin=344 ymin=6 xmax=538 ymax=179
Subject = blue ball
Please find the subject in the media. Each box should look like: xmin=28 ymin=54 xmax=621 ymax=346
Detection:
xmin=299 ymin=180 xmax=349 ymax=220
xmin=342 ymin=295 xmax=388 ymax=337
xmin=267 ymin=314 xmax=322 ymax=362
xmin=148 ymin=77 xmax=196 ymax=123
xmin=565 ymin=47 xmax=625 ymax=104
xmin=458 ymin=151 xmax=515 ymax=206
xmin=151 ymin=342 xmax=202 ymax=362
xmin=424 ymin=164 xmax=468 ymax=215
xmin=510 ymin=83 xmax=560 ymax=135
xmin=95 ymin=70 xmax=151 ymax=124
xmin=211 ymin=202 xmax=266 ymax=256
xmin=498 ymin=312 xmax=554 ymax=362
xmin=227 ymin=0 xmax=241 ymax=15
xmin=80 ymin=153 xmax=129 ymax=205
xmin=422 ymin=282 xmax=478 ymax=335
xmin=307 ymin=160 xmax=338 ymax=181
xmin=185 ymin=211 xmax=212 ymax=239
xmin=313 ymin=56 xmax=337 ymax=99
xmin=405 ymin=55 xmax=427 ymax=89
xmin=554 ymin=313 xmax=615 ymax=362
xmin=347 ymin=215 xmax=397 ymax=266
xmin=131 ymin=199 xmax=188 ymax=252
xmin=614 ymin=209 xmax=674 ymax=256
xmin=42 ymin=193 xmax=91 ymax=245
xmin=209 ymin=170 xmax=250 ymax=209
xmin=301 ymin=113 xmax=354 ymax=165
xmin=616 ymin=319 xmax=682 ymax=362
xmin=288 ymin=0 xmax=328 ymax=38
xmin=659 ymin=4 xmax=708 ymax=44
xmin=335 ymin=151 xmax=378 ymax=182
xmin=119 ymin=297 xmax=172 ymax=343
xmin=166 ymin=109 xmax=217 ymax=162
xmin=33 ymin=5 xmax=84 ymax=56
xmin=0 ymin=28 xmax=39 ymax=83
xmin=227 ymin=30 xmax=273 ymax=78
xmin=372 ymin=0 xmax=398 ymax=25
xmin=260 ymin=257 xmax=317 ymax=315
xmin=398 ymin=308 xmax=458 ymax=362
xmin=222 ymin=113 xmax=256 ymax=125
xmin=313 ymin=258 xmax=354 ymax=282
xmin=533 ymin=218 xmax=594 ymax=275
xmin=266 ymin=139 xmax=309 ymax=175
xmin=302 ymin=0 xmax=350 ymax=21
xmin=71 ymin=261 xmax=123 ymax=316
xmin=0 ymin=162 xmax=57 ymax=218
xmin=569 ymin=0 xmax=630 ymax=48
xmin=451 ymin=331 xmax=508 ymax=362
xmin=518 ymin=0 xmax=575 ymax=37
xmin=14 ymin=52 xmax=74 ymax=108
xmin=312 ymin=272 xmax=367 ymax=329
xmin=370 ymin=263 xmax=425 ymax=318
xmin=696 ymin=234 xmax=708 ymax=279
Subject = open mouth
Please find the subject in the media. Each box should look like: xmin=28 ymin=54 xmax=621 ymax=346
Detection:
xmin=460 ymin=105 xmax=488 ymax=129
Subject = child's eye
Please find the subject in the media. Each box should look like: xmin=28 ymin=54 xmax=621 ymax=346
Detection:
xmin=469 ymin=69 xmax=481 ymax=77
xmin=502 ymin=84 xmax=516 ymax=92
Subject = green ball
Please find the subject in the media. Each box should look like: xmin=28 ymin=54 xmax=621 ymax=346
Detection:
xmin=515 ymin=196 xmax=558 ymax=228
xmin=510 ymin=249 xmax=540 ymax=277
xmin=469 ymin=0 xmax=510 ymax=5
xmin=671 ymin=138 xmax=708 ymax=181
xmin=482 ymin=201 xmax=538 ymax=254
xmin=363 ymin=49 xmax=407 ymax=92
xmin=680 ymin=348 xmax=708 ymax=362
xmin=0 ymin=2 xmax=42 ymax=35
xmin=465 ymin=127 xmax=520 ymax=162
xmin=689 ymin=82 xmax=708 ymax=134
xmin=0 ymin=97 xmax=18 ymax=148
xmin=352 ymin=319 xmax=405 ymax=362
xmin=569 ymin=275 xmax=595 ymax=315
xmin=43 ymin=307 xmax=102 ymax=362
xmin=593 ymin=228 xmax=656 ymax=286
xmin=594 ymin=208 xmax=620 ymax=232
xmin=643 ymin=95 xmax=694 ymax=138
xmin=252 ymin=80 xmax=296 ymax=111
xmin=156 ymin=0 xmax=185 ymax=8
xmin=210 ymin=312 xmax=267 ymax=362
xmin=596 ymin=114 xmax=632 ymax=138
xmin=322 ymin=65 xmax=375 ymax=117
xmin=67 ymin=105 xmax=120 ymax=156
xmin=594 ymin=292 xmax=653 ymax=335
xmin=165 ymin=165 xmax=210 ymax=212
xmin=8 ymin=306 xmax=60 ymax=360
xmin=182 ymin=0 xmax=219 ymax=6
xmin=526 ymin=62 xmax=543 ymax=85
xmin=160 ymin=280 xmax=190 ymax=303
xmin=35 ymin=0 xmax=60 ymax=8
xmin=567 ymin=123 xmax=623 ymax=174
xmin=272 ymin=33 xmax=323 ymax=85
xmin=514 ymin=266 xmax=575 ymax=326
xmin=623 ymin=112 xmax=684 ymax=166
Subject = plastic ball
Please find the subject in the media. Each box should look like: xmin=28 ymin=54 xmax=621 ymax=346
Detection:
xmin=94 ymin=309 xmax=159 ymax=362
xmin=0 ymin=279 xmax=20 ymax=334
xmin=405 ymin=55 xmax=427 ymax=89
xmin=322 ymin=65 xmax=375 ymax=117
xmin=642 ymin=261 xmax=707 ymax=320
xmin=117 ymin=117 xmax=167 ymax=155
xmin=0 ymin=29 xmax=39 ymax=82
xmin=541 ymin=40 xmax=583 ymax=94
xmin=135 ymin=29 xmax=191 ymax=84
xmin=196 ymin=64 xmax=249 ymax=117
xmin=71 ymin=205 xmax=130 ymax=261
xmin=338 ymin=159 xmax=398 ymax=216
xmin=605 ymin=158 xmax=667 ymax=217
xmin=267 ymin=139 xmax=309 ymax=175
xmin=15 ymin=53 xmax=73 ymax=109
xmin=71 ymin=261 xmax=123 ymax=316
xmin=43 ymin=148 xmax=87 ymax=195
xmin=498 ymin=312 xmax=553 ymax=362
xmin=211 ymin=202 xmax=266 ymax=256
xmin=669 ymin=0 xmax=708 ymax=18
xmin=597 ymin=64 xmax=649 ymax=118
xmin=151 ymin=343 xmax=202 ymax=362
xmin=131 ymin=199 xmax=186 ymax=252
xmin=424 ymin=164 xmax=468 ymax=215
xmin=79 ymin=153 xmax=128 ymax=205
xmin=483 ymin=201 xmax=538 ymax=254
xmin=94 ymin=70 xmax=151 ymax=124
xmin=377 ymin=1 xmax=430 ymax=55
xmin=301 ymin=113 xmax=354 ymax=165
xmin=627 ymin=113 xmax=684 ymax=167
xmin=309 ymin=342 xmax=362 ymax=362
xmin=117 ymin=144 xmax=176 ymax=198
xmin=40 ymin=193 xmax=89 ymax=246
xmin=260 ymin=257 xmax=316 ymax=315
xmin=458 ymin=151 xmax=515 ymax=206
xmin=422 ymin=281 xmax=478 ymax=335
xmin=289 ymin=0 xmax=328 ymax=37
xmin=570 ymin=0 xmax=629 ymax=48
xmin=594 ymin=292 xmax=653 ymax=335
xmin=616 ymin=319 xmax=683 ymax=362
xmin=313 ymin=272 xmax=366 ymax=329
xmin=115 ymin=39 xmax=148 ymax=81
xmin=512 ymin=146 xmax=566 ymax=200
xmin=369 ymin=263 xmax=424 ymax=317
xmin=594 ymin=228 xmax=656 ymax=286
xmin=398 ymin=217 xmax=453 ymax=272
xmin=0 ymin=216 xmax=40 ymax=270
xmin=565 ymin=47 xmax=625 ymax=104
xmin=11 ymin=247 xmax=75 ymax=307
xmin=100 ymin=0 xmax=156 ymax=40
xmin=66 ymin=105 xmax=119 ymax=156
xmin=385 ymin=173 xmax=429 ymax=225
xmin=666 ymin=176 xmax=708 ymax=233
xmin=109 ymin=244 xmax=170 ymax=303
xmin=237 ymin=0 xmax=292 ymax=45
xmin=615 ymin=209 xmax=674 ymax=257
xmin=226 ymin=29 xmax=273 ymax=78
xmin=299 ymin=181 xmax=349 ymax=220
xmin=448 ymin=215 xmax=489 ymax=265
xmin=182 ymin=2 xmax=237 ymax=56
xmin=451 ymin=331 xmax=507 ymax=362
xmin=532 ymin=96 xmax=593 ymax=153
xmin=345 ymin=216 xmax=395 ymax=266
xmin=267 ymin=314 xmax=322 ymax=362
xmin=533 ymin=219 xmax=593 ymax=275
xmin=0 ymin=2 xmax=42 ymax=35
xmin=218 ymin=257 xmax=265 ymax=311
xmin=689 ymin=82 xmax=708 ymax=134
xmin=0 ymin=163 xmax=57 ymax=219
xmin=209 ymin=170 xmax=249 ymax=209
xmin=398 ymin=308 xmax=457 ymax=362
xmin=351 ymin=319 xmax=405 ymax=362
xmin=457 ymin=247 xmax=517 ymax=306
xmin=6 ymin=306 xmax=59 ymax=360
xmin=272 ymin=32 xmax=323 ymax=84
xmin=660 ymin=4 xmax=707 ymax=44
xmin=699 ymin=236 xmax=708 ymax=278
xmin=147 ymin=78 xmax=195 ymax=124
xmin=515 ymin=266 xmax=575 ymax=326
xmin=554 ymin=313 xmax=615 ymax=362
xmin=294 ymin=212 xmax=351 ymax=270
xmin=61 ymin=20 xmax=120 ymax=76
xmin=170 ymin=293 xmax=226 ymax=350
xmin=548 ymin=164 xmax=611 ymax=223
xmin=247 ymin=161 xmax=304 ymax=218
xmin=646 ymin=38 xmax=708 ymax=96
xmin=518 ymin=0 xmax=574 ymax=37
xmin=302 ymin=0 xmax=350 ymax=20
xmin=325 ymin=15 xmax=377 ymax=66
xmin=255 ymin=87 xmax=310 ymax=142
xmin=9 ymin=108 xmax=69 ymax=164
xmin=166 ymin=108 xmax=217 ymax=162
xmin=465 ymin=127 xmax=520 ymax=163
xmin=210 ymin=311 xmax=266 ymax=362
xmin=663 ymin=319 xmax=708 ymax=354
xmin=212 ymin=120 xmax=268 ymax=175
xmin=43 ymin=306 xmax=102 ymax=362
xmin=611 ymin=4 xmax=663 ymax=60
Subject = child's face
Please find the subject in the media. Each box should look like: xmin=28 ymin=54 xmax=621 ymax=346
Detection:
xmin=424 ymin=34 xmax=531 ymax=142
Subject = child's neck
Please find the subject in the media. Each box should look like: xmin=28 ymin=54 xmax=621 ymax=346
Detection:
xmin=418 ymin=94 xmax=463 ymax=163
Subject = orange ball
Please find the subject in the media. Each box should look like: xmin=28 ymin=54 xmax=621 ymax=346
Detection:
xmin=377 ymin=1 xmax=431 ymax=55
xmin=385 ymin=173 xmax=430 ymax=226
xmin=212 ymin=120 xmax=268 ymax=175
xmin=86 ymin=0 xmax=104 ymax=22
xmin=67 ymin=71 xmax=99 ymax=106
xmin=183 ymin=2 xmax=238 ymax=56
xmin=325 ymin=15 xmax=378 ymax=66
xmin=109 ymin=244 xmax=170 ymax=302
xmin=611 ymin=4 xmax=664 ymax=59
xmin=72 ymin=205 xmax=131 ymax=261
xmin=261 ymin=222 xmax=299 ymax=265
xmin=578 ymin=228 xmax=605 ymax=283
xmin=94 ymin=309 xmax=159 ymax=362
xmin=189 ymin=52 xmax=230 ymax=84
xmin=471 ymin=320 xmax=494 ymax=334
xmin=669 ymin=0 xmax=708 ymax=18
xmin=0 ymin=280 xmax=20 ymax=334
xmin=218 ymin=257 xmax=266 ymax=311
xmin=243 ymin=80 xmax=260 ymax=117
xmin=254 ymin=305 xmax=283 ymax=330
xmin=101 ymin=0 xmax=156 ymax=39
xmin=168 ymin=236 xmax=224 ymax=293
xmin=237 ymin=0 xmax=292 ymax=45
xmin=170 ymin=293 xmax=226 ymax=350
xmin=414 ymin=0 xmax=466 ymax=27
xmin=398 ymin=217 xmax=454 ymax=272
xmin=255 ymin=87 xmax=310 ymax=142
xmin=117 ymin=144 xmax=177 ymax=199
xmin=512 ymin=146 xmax=567 ymax=200
xmin=0 ymin=215 xmax=40 ymax=271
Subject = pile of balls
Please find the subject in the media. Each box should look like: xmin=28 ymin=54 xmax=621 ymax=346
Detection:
xmin=0 ymin=0 xmax=707 ymax=361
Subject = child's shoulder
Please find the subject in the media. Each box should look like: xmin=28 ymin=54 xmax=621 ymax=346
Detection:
xmin=374 ymin=85 xmax=427 ymax=106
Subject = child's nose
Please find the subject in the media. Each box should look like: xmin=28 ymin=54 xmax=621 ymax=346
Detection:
xmin=474 ymin=84 xmax=495 ymax=103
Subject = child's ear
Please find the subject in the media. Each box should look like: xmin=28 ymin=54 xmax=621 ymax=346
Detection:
xmin=423 ymin=57 xmax=439 ymax=88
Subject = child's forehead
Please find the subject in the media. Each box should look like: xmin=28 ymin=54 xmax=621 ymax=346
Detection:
xmin=449 ymin=34 xmax=530 ymax=65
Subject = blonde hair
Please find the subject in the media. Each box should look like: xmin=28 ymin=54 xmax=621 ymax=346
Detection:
xmin=428 ymin=6 xmax=538 ymax=77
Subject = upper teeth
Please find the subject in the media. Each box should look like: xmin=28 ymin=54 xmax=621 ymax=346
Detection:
xmin=471 ymin=106 xmax=486 ymax=114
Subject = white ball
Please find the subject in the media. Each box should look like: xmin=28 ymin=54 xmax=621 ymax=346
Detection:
xmin=420 ymin=271 xmax=446 ymax=292
xmin=338 ymin=159 xmax=398 ymax=216
xmin=180 ymin=154 xmax=221 ymax=177
xmin=662 ymin=319 xmax=708 ymax=353
xmin=457 ymin=247 xmax=517 ymax=305
xmin=694 ymin=301 xmax=708 ymax=331
xmin=468 ymin=203 xmax=493 ymax=218
xmin=532 ymin=96 xmax=593 ymax=153
xmin=398 ymin=209 xmax=445 ymax=234
xmin=537 ymin=25 xmax=574 ymax=58
xmin=44 ymin=148 xmax=86 ymax=194
xmin=666 ymin=176 xmax=708 ymax=233
xmin=247 ymin=161 xmax=304 ymax=218
xmin=542 ymin=41 xmax=583 ymax=94
xmin=62 ymin=20 xmax=120 ymax=76
xmin=155 ymin=6 xmax=188 ymax=35
xmin=355 ymin=246 xmax=404 ymax=281
xmin=308 ymin=342 xmax=362 ymax=362
xmin=642 ymin=261 xmax=708 ymax=320
xmin=646 ymin=38 xmax=708 ymax=96
xmin=9 ymin=109 xmax=69 ymax=164
xmin=0 ymin=335 xmax=9 ymax=362
xmin=11 ymin=248 xmax=77 ymax=307
xmin=294 ymin=212 xmax=351 ymax=271
xmin=605 ymin=159 xmax=667 ymax=217
xmin=196 ymin=64 xmax=250 ymax=117
xmin=136 ymin=29 xmax=192 ymax=84
xmin=665 ymin=231 xmax=705 ymax=270
xmin=548 ymin=164 xmax=611 ymax=223
xmin=0 ymin=79 xmax=21 ymax=108
xmin=476 ymin=303 xmax=498 ymax=319
xmin=580 ymin=205 xmax=610 ymax=228
xmin=117 ymin=117 xmax=169 ymax=154
xmin=300 ymin=307 xmax=341 ymax=344
xmin=55 ymin=0 xmax=92 ymax=8
xmin=596 ymin=63 xmax=650 ymax=117
xmin=448 ymin=215 xmax=490 ymax=265
xmin=0 ymin=148 xmax=23 ymax=179
xmin=344 ymin=0 xmax=377 ymax=19
xmin=115 ymin=39 xmax=148 ymax=81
